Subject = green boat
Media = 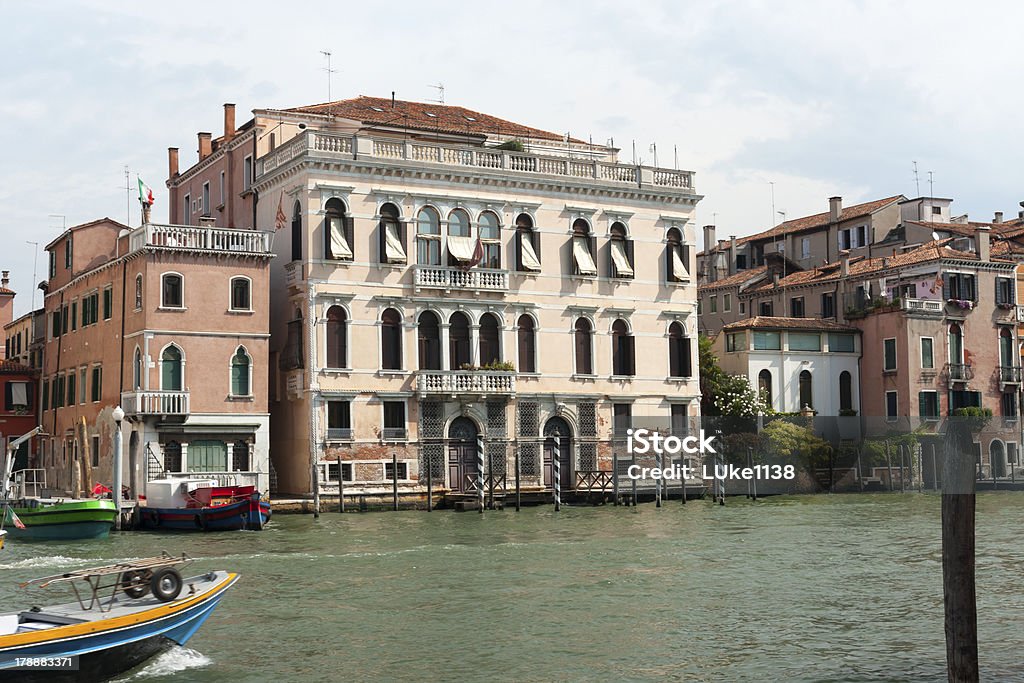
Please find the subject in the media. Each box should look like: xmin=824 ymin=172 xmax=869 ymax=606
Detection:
xmin=2 ymin=499 xmax=117 ymax=541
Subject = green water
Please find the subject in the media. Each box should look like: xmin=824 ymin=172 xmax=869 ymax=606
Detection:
xmin=2 ymin=493 xmax=1023 ymax=682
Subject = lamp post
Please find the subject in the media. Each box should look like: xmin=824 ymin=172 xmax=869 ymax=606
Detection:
xmin=112 ymin=406 xmax=125 ymax=531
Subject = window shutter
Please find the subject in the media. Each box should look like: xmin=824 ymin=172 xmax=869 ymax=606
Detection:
xmin=966 ymin=275 xmax=975 ymax=301
xmin=919 ymin=392 xmax=928 ymax=417
xmin=4 ymin=382 xmax=12 ymax=411
xmin=516 ymin=230 xmax=524 ymax=272
xmin=625 ymin=240 xmax=635 ymax=278
xmin=345 ymin=216 xmax=355 ymax=259
xmin=682 ymin=337 xmax=692 ymax=377
xmin=625 ymin=335 xmax=636 ymax=375
xmin=589 ymin=236 xmax=597 ymax=274
xmin=996 ymin=278 xmax=1005 ymax=305
xmin=533 ymin=230 xmax=541 ymax=265
xmin=379 ymin=220 xmax=387 ymax=263
xmin=666 ymin=245 xmax=674 ymax=282
xmin=942 ymin=276 xmax=951 ymax=300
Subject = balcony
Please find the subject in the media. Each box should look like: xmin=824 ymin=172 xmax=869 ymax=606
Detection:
xmin=257 ymin=131 xmax=696 ymax=193
xmin=902 ymin=298 xmax=944 ymax=314
xmin=413 ymin=265 xmax=508 ymax=293
xmin=999 ymin=366 xmax=1022 ymax=385
xmin=121 ymin=390 xmax=190 ymax=417
xmin=382 ymin=428 xmax=407 ymax=441
xmin=326 ymin=428 xmax=353 ymax=441
xmin=285 ymin=261 xmax=305 ymax=291
xmin=416 ymin=370 xmax=516 ymax=396
xmin=946 ymin=364 xmax=973 ymax=384
xmin=129 ymin=224 xmax=272 ymax=255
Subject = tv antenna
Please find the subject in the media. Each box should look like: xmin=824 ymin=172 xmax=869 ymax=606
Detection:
xmin=928 ymin=171 xmax=934 ymax=198
xmin=912 ymin=161 xmax=920 ymax=196
xmin=427 ymin=82 xmax=445 ymax=105
xmin=26 ymin=240 xmax=40 ymax=310
xmin=320 ymin=51 xmax=337 ymax=102
xmin=122 ymin=166 xmax=131 ymax=226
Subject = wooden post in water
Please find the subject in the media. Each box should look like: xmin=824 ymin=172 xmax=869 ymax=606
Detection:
xmin=655 ymin=447 xmax=662 ymax=508
xmin=918 ymin=445 xmax=924 ymax=493
xmin=339 ymin=460 xmax=346 ymax=513
xmin=900 ymin=445 xmax=907 ymax=494
xmin=487 ymin=445 xmax=495 ymax=510
xmin=392 ymin=450 xmax=399 ymax=511
xmin=630 ymin=453 xmax=637 ymax=506
xmin=748 ymin=447 xmax=757 ymax=501
xmin=514 ymin=443 xmax=521 ymax=512
xmin=612 ymin=452 xmax=619 ymax=505
xmin=477 ymin=433 xmax=485 ymax=514
xmin=932 ymin=443 xmax=940 ymax=490
xmin=885 ymin=440 xmax=894 ymax=492
xmin=552 ymin=433 xmax=561 ymax=512
xmin=942 ymin=418 xmax=979 ymax=683
xmin=426 ymin=449 xmax=432 ymax=512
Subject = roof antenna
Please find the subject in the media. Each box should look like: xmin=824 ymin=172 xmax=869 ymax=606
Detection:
xmin=912 ymin=161 xmax=920 ymax=196
xmin=320 ymin=51 xmax=337 ymax=102
xmin=391 ymin=91 xmax=395 ymax=109
xmin=427 ymin=82 xmax=445 ymax=105
xmin=927 ymin=170 xmax=934 ymax=198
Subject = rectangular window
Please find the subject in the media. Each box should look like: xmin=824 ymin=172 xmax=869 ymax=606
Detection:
xmin=996 ymin=277 xmax=1015 ymax=306
xmin=828 ymin=334 xmax=855 ymax=353
xmin=384 ymin=461 xmax=408 ymax=481
xmin=202 ymin=181 xmax=210 ymax=216
xmin=65 ymin=237 xmax=73 ymax=269
xmin=932 ymin=205 xmax=942 ymax=215
xmin=61 ymin=305 xmax=69 ymax=335
xmin=801 ymin=237 xmax=811 ymax=259
xmin=612 ymin=403 xmax=632 ymax=437
xmin=1002 ymin=392 xmax=1018 ymax=419
xmin=91 ymin=435 xmax=100 ymax=467
xmin=103 ymin=287 xmax=113 ymax=320
xmin=49 ymin=250 xmax=56 ymax=278
xmin=327 ymin=462 xmax=354 ymax=482
xmin=71 ymin=301 xmax=77 ymax=331
xmin=919 ymin=391 xmax=940 ymax=420
xmin=759 ymin=301 xmax=773 ymax=316
xmin=945 ymin=273 xmax=976 ymax=301
xmin=790 ymin=297 xmax=805 ymax=318
xmin=788 ymin=332 xmax=821 ymax=352
xmin=920 ymin=337 xmax=934 ymax=369
xmin=327 ymin=401 xmax=352 ymax=440
xmin=382 ymin=401 xmax=406 ymax=440
xmin=883 ymin=338 xmax=897 ymax=371
xmin=79 ymin=367 xmax=87 ymax=404
xmin=725 ymin=332 xmax=747 ymax=352
xmin=724 ymin=294 xmax=732 ymax=312
xmin=739 ymin=302 xmax=746 ymax=314
xmin=857 ymin=225 xmax=867 ymax=247
xmin=821 ymin=293 xmax=835 ymax=319
xmin=219 ymin=171 xmax=225 ymax=206
xmin=66 ymin=372 xmax=76 ymax=407
xmin=42 ymin=379 xmax=49 ymax=411
xmin=183 ymin=194 xmax=190 ymax=225
xmin=709 ymin=296 xmax=718 ymax=313
xmin=4 ymin=381 xmax=31 ymax=411
xmin=670 ymin=403 xmax=688 ymax=436
xmin=243 ymin=156 xmax=253 ymax=190
xmin=752 ymin=331 xmax=781 ymax=350
xmin=91 ymin=366 xmax=102 ymax=402
xmin=886 ymin=391 xmax=898 ymax=421
xmin=839 ymin=229 xmax=851 ymax=250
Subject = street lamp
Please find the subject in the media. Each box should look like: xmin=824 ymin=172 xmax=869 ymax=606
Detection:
xmin=112 ymin=406 xmax=125 ymax=531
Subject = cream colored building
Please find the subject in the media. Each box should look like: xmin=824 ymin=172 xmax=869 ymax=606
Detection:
xmin=177 ymin=96 xmax=702 ymax=500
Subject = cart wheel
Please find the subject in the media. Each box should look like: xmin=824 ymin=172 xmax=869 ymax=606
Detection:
xmin=150 ymin=568 xmax=183 ymax=602
xmin=121 ymin=570 xmax=150 ymax=599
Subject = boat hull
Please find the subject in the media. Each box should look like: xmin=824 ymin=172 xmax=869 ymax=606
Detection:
xmin=138 ymin=493 xmax=270 ymax=532
xmin=0 ymin=571 xmax=237 ymax=682
xmin=4 ymin=500 xmax=117 ymax=541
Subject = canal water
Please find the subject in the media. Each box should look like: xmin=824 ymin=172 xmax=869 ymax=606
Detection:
xmin=2 ymin=493 xmax=1023 ymax=682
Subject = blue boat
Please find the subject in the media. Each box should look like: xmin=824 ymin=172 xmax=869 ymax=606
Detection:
xmin=0 ymin=553 xmax=237 ymax=681
xmin=138 ymin=478 xmax=271 ymax=532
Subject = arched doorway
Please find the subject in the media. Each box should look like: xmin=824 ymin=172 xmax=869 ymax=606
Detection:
xmin=990 ymin=440 xmax=1006 ymax=479
xmin=447 ymin=416 xmax=479 ymax=492
xmin=543 ymin=416 xmax=573 ymax=491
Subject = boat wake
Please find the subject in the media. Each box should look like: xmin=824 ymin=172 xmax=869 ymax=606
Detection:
xmin=0 ymin=554 xmax=90 ymax=570
xmin=115 ymin=646 xmax=211 ymax=680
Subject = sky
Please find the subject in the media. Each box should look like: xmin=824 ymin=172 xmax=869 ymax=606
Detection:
xmin=2 ymin=0 xmax=1022 ymax=318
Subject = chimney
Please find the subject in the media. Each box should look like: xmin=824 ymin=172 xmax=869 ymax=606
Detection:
xmin=168 ymin=147 xmax=179 ymax=178
xmin=198 ymin=216 xmax=216 ymax=227
xmin=223 ymin=103 xmax=236 ymax=140
xmin=1 ymin=271 xmax=8 ymax=289
xmin=703 ymin=225 xmax=716 ymax=253
xmin=829 ymin=196 xmax=842 ymax=223
xmin=993 ymin=211 xmax=1003 ymax=224
xmin=840 ymin=250 xmax=850 ymax=278
xmin=729 ymin=236 xmax=737 ymax=275
xmin=198 ymin=132 xmax=212 ymax=160
xmin=773 ymin=272 xmax=780 ymax=286
xmin=976 ymin=225 xmax=991 ymax=262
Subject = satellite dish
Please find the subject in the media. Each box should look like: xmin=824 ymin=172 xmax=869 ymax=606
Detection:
xmin=931 ymin=231 xmax=941 ymax=241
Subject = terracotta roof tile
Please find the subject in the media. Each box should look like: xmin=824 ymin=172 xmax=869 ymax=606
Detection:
xmin=697 ymin=265 xmax=769 ymax=291
xmin=733 ymin=195 xmax=904 ymax=248
xmin=0 ymin=360 xmax=36 ymax=374
xmin=287 ymin=96 xmax=582 ymax=143
xmin=722 ymin=316 xmax=859 ymax=332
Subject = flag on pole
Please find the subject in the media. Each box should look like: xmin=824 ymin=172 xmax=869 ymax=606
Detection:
xmin=137 ymin=177 xmax=155 ymax=206
xmin=4 ymin=507 xmax=25 ymax=530
xmin=274 ymin=192 xmax=288 ymax=231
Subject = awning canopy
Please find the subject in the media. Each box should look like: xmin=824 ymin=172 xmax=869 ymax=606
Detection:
xmin=329 ymin=219 xmax=352 ymax=259
xmin=671 ymin=246 xmax=688 ymax=281
xmin=447 ymin=235 xmax=476 ymax=263
xmin=572 ymin=237 xmax=597 ymax=276
xmin=610 ymin=240 xmax=634 ymax=277
xmin=520 ymin=235 xmax=541 ymax=271
xmin=384 ymin=223 xmax=406 ymax=263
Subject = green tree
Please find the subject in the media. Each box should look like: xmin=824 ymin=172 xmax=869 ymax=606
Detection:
xmin=698 ymin=335 xmax=768 ymax=417
xmin=763 ymin=419 xmax=832 ymax=470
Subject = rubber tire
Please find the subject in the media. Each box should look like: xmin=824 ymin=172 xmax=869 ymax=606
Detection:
xmin=150 ymin=568 xmax=183 ymax=602
xmin=121 ymin=570 xmax=150 ymax=599
xmin=146 ymin=510 xmax=161 ymax=528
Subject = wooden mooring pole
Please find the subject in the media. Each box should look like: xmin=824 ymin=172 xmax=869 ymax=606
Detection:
xmin=514 ymin=443 xmax=521 ymax=512
xmin=552 ymin=435 xmax=561 ymax=512
xmin=612 ymin=452 xmax=619 ymax=506
xmin=426 ymin=449 xmax=432 ymax=512
xmin=392 ymin=450 xmax=399 ymax=511
xmin=339 ymin=461 xmax=346 ymax=513
xmin=942 ymin=420 xmax=979 ymax=683
xmin=477 ymin=434 xmax=485 ymax=515
xmin=655 ymin=448 xmax=662 ymax=508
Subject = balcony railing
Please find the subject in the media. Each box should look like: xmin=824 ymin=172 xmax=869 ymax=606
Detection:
xmin=382 ymin=428 xmax=407 ymax=441
xmin=285 ymin=261 xmax=305 ymax=289
xmin=416 ymin=370 xmax=516 ymax=395
xmin=129 ymin=224 xmax=272 ymax=254
xmin=121 ymin=390 xmax=190 ymax=417
xmin=327 ymin=427 xmax=353 ymax=441
xmin=946 ymin=364 xmax=973 ymax=383
xmin=902 ymin=298 xmax=944 ymax=314
xmin=999 ymin=366 xmax=1022 ymax=383
xmin=257 ymin=131 xmax=695 ymax=192
xmin=413 ymin=265 xmax=508 ymax=292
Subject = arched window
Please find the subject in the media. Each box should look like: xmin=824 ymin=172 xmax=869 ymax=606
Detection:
xmin=479 ymin=313 xmax=500 ymax=367
xmin=609 ymin=222 xmax=634 ymax=278
xmin=445 ymin=208 xmax=475 ymax=266
xmin=574 ymin=318 xmax=593 ymax=375
xmin=839 ymin=371 xmax=853 ymax=411
xmin=758 ymin=369 xmax=773 ymax=409
xmin=380 ymin=308 xmax=403 ymax=370
xmin=134 ymin=274 xmax=143 ymax=309
xmin=478 ymin=211 xmax=501 ymax=269
xmin=449 ymin=312 xmax=471 ymax=369
xmin=380 ymin=203 xmax=407 ymax=264
xmin=161 ymin=345 xmax=183 ymax=391
xmin=611 ymin=319 xmax=635 ymax=376
xmin=518 ymin=314 xmax=536 ymax=373
xmin=799 ymin=370 xmax=813 ymax=411
xmin=668 ymin=321 xmax=692 ymax=378
xmin=233 ymin=440 xmax=250 ymax=472
xmin=133 ymin=347 xmax=142 ymax=390
xmin=230 ymin=276 xmax=251 ymax=311
xmin=416 ymin=207 xmax=441 ymax=265
xmin=515 ymin=213 xmax=541 ymax=272
xmin=281 ymin=308 xmax=304 ymax=371
xmin=448 ymin=209 xmax=470 ymax=237
xmin=231 ymin=347 xmax=251 ymax=396
xmin=324 ymin=198 xmax=353 ymax=260
xmin=990 ymin=440 xmax=1006 ymax=478
xmin=666 ymin=227 xmax=689 ymax=282
xmin=161 ymin=273 xmax=183 ymax=308
xmin=326 ymin=306 xmax=347 ymax=369
xmin=417 ymin=311 xmax=441 ymax=370
xmin=571 ymin=218 xmax=597 ymax=276
xmin=291 ymin=201 xmax=303 ymax=261
xmin=949 ymin=323 xmax=964 ymax=365
xmin=163 ymin=441 xmax=182 ymax=473
xmin=999 ymin=327 xmax=1014 ymax=370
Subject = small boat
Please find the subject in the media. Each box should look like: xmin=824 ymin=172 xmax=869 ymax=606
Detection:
xmin=0 ymin=529 xmax=6 ymax=550
xmin=0 ymin=553 xmax=237 ymax=682
xmin=2 ymin=498 xmax=117 ymax=541
xmin=138 ymin=477 xmax=271 ymax=531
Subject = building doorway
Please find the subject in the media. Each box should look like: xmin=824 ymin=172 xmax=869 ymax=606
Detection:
xmin=447 ymin=417 xmax=479 ymax=492
xmin=543 ymin=416 xmax=573 ymax=490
